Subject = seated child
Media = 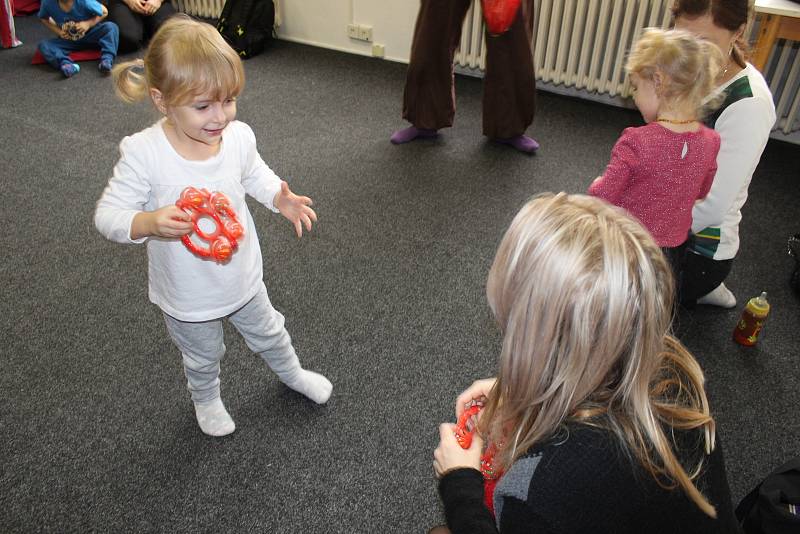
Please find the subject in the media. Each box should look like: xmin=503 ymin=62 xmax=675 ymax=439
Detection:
xmin=588 ymin=28 xmax=723 ymax=280
xmin=38 ymin=0 xmax=118 ymax=77
xmin=432 ymin=193 xmax=740 ymax=533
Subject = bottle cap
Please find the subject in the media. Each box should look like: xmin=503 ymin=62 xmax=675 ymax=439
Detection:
xmin=749 ymin=291 xmax=770 ymax=314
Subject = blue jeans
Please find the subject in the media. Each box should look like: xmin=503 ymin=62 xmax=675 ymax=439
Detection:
xmin=37 ymin=21 xmax=119 ymax=69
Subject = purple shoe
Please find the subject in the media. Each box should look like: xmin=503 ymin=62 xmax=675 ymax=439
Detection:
xmin=390 ymin=126 xmax=438 ymax=144
xmin=494 ymin=134 xmax=539 ymax=153
xmin=98 ymin=58 xmax=113 ymax=73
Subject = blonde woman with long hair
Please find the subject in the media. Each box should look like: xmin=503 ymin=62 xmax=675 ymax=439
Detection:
xmin=432 ymin=193 xmax=739 ymax=533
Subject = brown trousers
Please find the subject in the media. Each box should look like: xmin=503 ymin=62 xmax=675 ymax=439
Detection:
xmin=401 ymin=0 xmax=536 ymax=139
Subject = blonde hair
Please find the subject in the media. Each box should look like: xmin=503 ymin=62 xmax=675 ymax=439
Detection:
xmin=480 ymin=193 xmax=718 ymax=517
xmin=112 ymin=15 xmax=245 ymax=107
xmin=626 ymin=28 xmax=724 ymax=117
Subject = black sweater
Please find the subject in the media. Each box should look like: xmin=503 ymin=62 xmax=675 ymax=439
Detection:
xmin=438 ymin=424 xmax=740 ymax=533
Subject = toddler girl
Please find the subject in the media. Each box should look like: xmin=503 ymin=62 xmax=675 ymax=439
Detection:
xmin=95 ymin=15 xmax=332 ymax=437
xmin=589 ymin=28 xmax=723 ymax=276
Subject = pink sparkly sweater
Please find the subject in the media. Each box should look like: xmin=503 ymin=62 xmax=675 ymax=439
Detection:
xmin=589 ymin=123 xmax=720 ymax=247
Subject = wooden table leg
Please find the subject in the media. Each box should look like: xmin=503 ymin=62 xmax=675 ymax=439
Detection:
xmin=753 ymin=14 xmax=780 ymax=72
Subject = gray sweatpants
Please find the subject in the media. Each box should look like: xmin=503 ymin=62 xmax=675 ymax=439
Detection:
xmin=163 ymin=283 xmax=302 ymax=403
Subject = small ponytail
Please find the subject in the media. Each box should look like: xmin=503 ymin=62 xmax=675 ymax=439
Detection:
xmin=111 ymin=58 xmax=148 ymax=103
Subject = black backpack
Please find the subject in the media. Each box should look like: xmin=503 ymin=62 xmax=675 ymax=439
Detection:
xmin=736 ymin=457 xmax=800 ymax=533
xmin=217 ymin=0 xmax=274 ymax=59
xmin=788 ymin=234 xmax=800 ymax=294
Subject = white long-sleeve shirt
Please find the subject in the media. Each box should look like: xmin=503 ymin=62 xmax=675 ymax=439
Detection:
xmin=95 ymin=119 xmax=282 ymax=321
xmin=691 ymin=64 xmax=776 ymax=260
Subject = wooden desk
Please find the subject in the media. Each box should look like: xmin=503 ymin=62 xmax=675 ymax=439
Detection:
xmin=753 ymin=0 xmax=800 ymax=72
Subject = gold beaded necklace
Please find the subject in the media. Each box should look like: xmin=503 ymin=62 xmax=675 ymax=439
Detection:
xmin=656 ymin=117 xmax=697 ymax=125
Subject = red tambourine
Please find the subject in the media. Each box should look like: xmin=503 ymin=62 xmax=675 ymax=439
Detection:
xmin=454 ymin=404 xmax=482 ymax=449
xmin=482 ymin=0 xmax=522 ymax=36
xmin=455 ymin=403 xmax=502 ymax=516
xmin=175 ymin=187 xmax=244 ymax=262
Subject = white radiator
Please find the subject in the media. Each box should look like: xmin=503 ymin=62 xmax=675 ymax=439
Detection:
xmin=456 ymin=0 xmax=672 ymax=98
xmin=172 ymin=0 xmax=281 ymax=25
xmin=173 ymin=0 xmax=224 ymax=19
xmin=764 ymin=37 xmax=800 ymax=136
xmin=454 ymin=0 xmax=800 ymax=137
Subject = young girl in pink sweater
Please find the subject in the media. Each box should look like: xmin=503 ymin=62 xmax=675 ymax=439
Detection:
xmin=589 ymin=28 xmax=723 ymax=277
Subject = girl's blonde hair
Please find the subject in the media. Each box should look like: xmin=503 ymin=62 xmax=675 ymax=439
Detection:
xmin=112 ymin=15 xmax=245 ymax=106
xmin=480 ymin=193 xmax=718 ymax=517
xmin=626 ymin=28 xmax=724 ymax=117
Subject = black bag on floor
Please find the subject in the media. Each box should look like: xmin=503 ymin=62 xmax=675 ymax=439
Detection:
xmin=788 ymin=234 xmax=800 ymax=294
xmin=736 ymin=457 xmax=800 ymax=533
xmin=217 ymin=0 xmax=274 ymax=59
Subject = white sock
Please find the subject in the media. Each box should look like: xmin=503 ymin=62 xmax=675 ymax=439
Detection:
xmin=193 ymin=397 xmax=236 ymax=436
xmin=697 ymin=283 xmax=737 ymax=308
xmin=283 ymin=369 xmax=333 ymax=404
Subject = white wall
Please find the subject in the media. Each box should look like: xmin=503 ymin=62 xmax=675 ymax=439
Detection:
xmin=276 ymin=0 xmax=420 ymax=64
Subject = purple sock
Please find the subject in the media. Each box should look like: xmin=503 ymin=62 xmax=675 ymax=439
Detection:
xmin=494 ymin=135 xmax=540 ymax=153
xmin=390 ymin=126 xmax=438 ymax=144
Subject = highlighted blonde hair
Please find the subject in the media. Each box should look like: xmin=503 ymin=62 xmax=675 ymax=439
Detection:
xmin=112 ymin=15 xmax=245 ymax=106
xmin=480 ymin=193 xmax=718 ymax=517
xmin=626 ymin=28 xmax=724 ymax=117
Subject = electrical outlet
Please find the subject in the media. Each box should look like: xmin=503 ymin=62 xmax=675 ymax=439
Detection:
xmin=348 ymin=23 xmax=373 ymax=42
xmin=372 ymin=43 xmax=385 ymax=58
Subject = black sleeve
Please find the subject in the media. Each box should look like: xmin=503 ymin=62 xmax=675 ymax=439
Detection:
xmin=438 ymin=468 xmax=499 ymax=534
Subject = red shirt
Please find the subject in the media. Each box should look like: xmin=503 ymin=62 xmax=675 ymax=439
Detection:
xmin=588 ymin=123 xmax=720 ymax=247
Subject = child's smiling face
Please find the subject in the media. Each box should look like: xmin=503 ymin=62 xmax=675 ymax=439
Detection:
xmin=166 ymin=92 xmax=238 ymax=148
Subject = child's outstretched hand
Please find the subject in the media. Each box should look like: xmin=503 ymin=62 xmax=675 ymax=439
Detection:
xmin=274 ymin=181 xmax=317 ymax=238
xmin=131 ymin=205 xmax=193 ymax=240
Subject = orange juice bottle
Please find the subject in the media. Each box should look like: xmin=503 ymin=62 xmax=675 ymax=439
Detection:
xmin=733 ymin=292 xmax=770 ymax=346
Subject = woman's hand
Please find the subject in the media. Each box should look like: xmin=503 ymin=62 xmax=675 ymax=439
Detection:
xmin=273 ymin=181 xmax=317 ymax=238
xmin=131 ymin=206 xmax=193 ymax=240
xmin=455 ymin=378 xmax=497 ymax=419
xmin=142 ymin=0 xmax=162 ymax=15
xmin=433 ymin=423 xmax=483 ymax=478
xmin=124 ymin=0 xmax=148 ymax=15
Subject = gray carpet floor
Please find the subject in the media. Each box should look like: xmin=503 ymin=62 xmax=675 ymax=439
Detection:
xmin=2 ymin=14 xmax=799 ymax=533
